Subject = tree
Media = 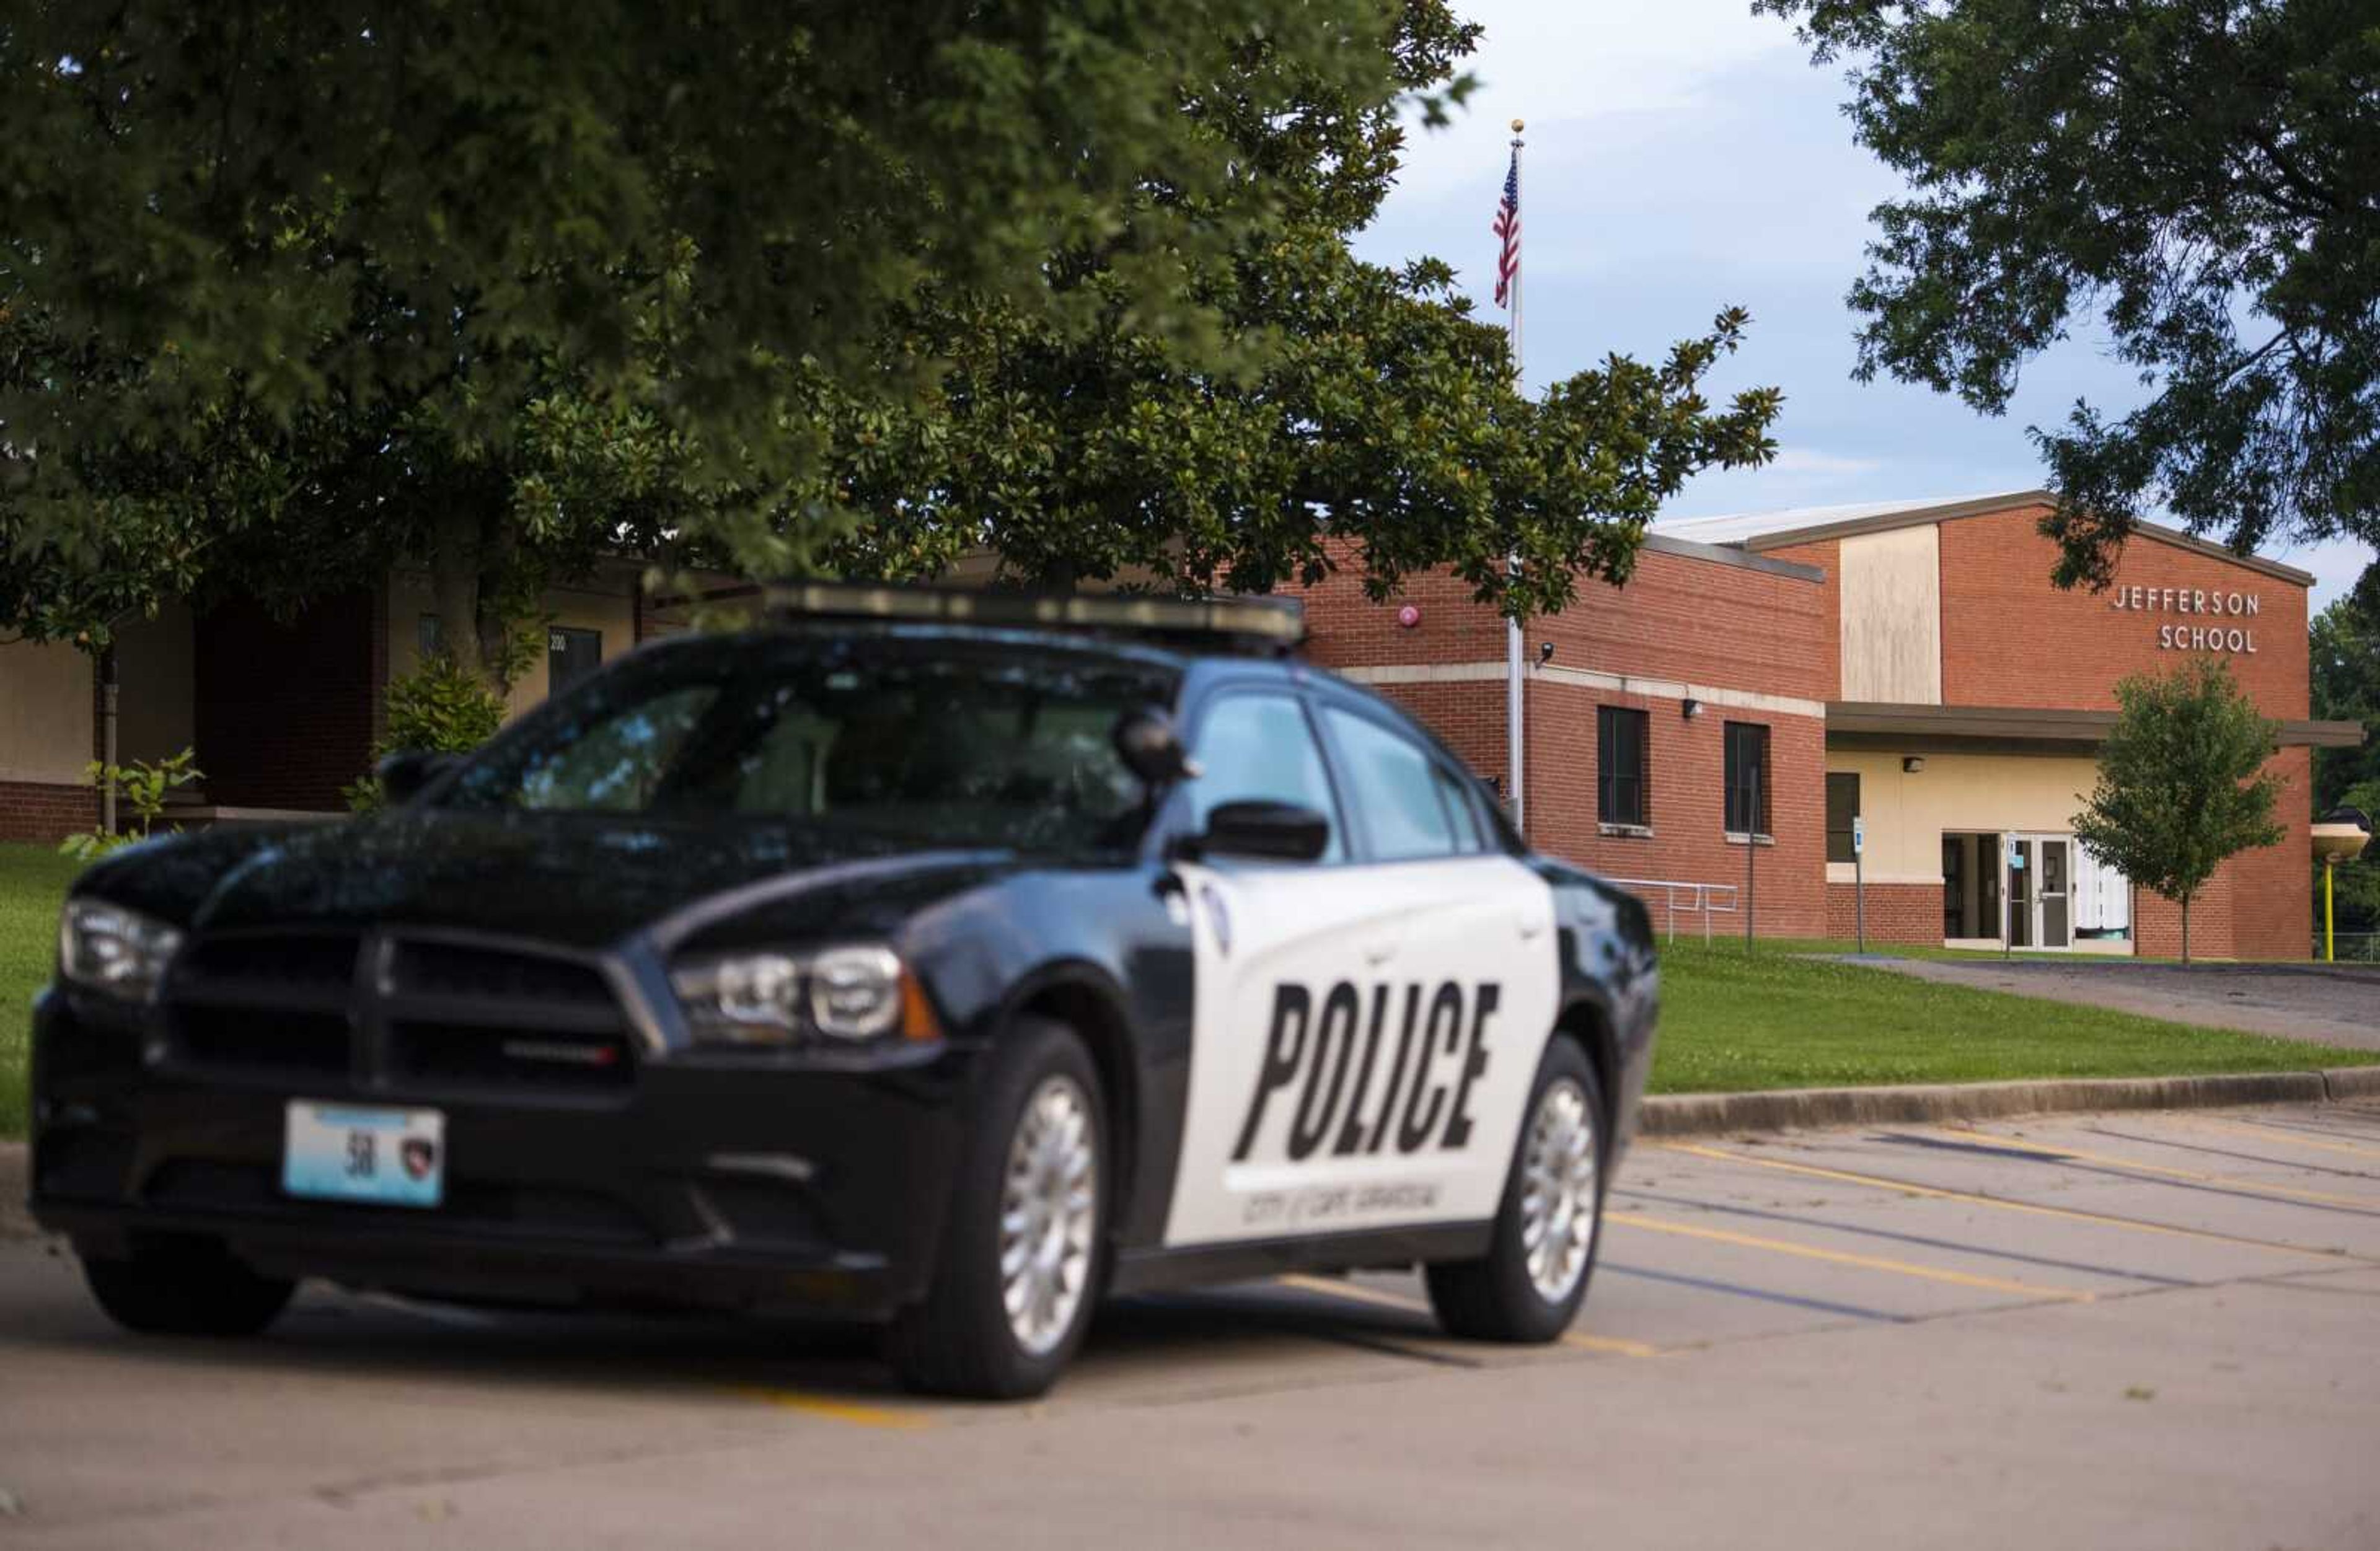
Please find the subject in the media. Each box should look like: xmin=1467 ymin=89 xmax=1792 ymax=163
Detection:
xmin=809 ymin=2 xmax=1780 ymax=612
xmin=2072 ymin=657 xmax=2285 ymax=962
xmin=5 ymin=0 xmax=1781 ymax=671
xmin=1756 ymin=0 xmax=2380 ymax=597
xmin=0 ymin=0 xmax=1422 ymax=671
xmin=2311 ymin=586 xmax=2380 ymax=811
xmin=2310 ymin=587 xmax=2380 ymax=938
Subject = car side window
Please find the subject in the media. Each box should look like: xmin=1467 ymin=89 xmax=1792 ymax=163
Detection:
xmin=1321 ymin=707 xmax=1460 ymax=862
xmin=1188 ymin=693 xmax=1344 ymax=863
xmin=1433 ymin=763 xmax=1487 ymax=853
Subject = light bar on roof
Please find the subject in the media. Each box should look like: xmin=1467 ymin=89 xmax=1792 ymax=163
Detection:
xmin=757 ymin=582 xmax=1307 ymax=651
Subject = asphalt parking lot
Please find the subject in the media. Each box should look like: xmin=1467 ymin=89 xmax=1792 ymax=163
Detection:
xmin=6 ymin=1101 xmax=2379 ymax=1550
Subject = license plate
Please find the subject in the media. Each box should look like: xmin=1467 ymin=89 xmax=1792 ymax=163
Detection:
xmin=282 ymin=1101 xmax=446 ymax=1208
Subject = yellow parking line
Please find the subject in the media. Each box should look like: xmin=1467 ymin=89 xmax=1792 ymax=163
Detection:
xmin=1559 ymin=1329 xmax=1665 ymax=1359
xmin=1657 ymin=1143 xmax=2351 ymax=1259
xmin=737 ymin=1387 xmax=930 ymax=1430
xmin=2193 ymin=1117 xmax=2380 ymax=1164
xmin=1939 ymin=1128 xmax=2380 ymax=1209
xmin=1276 ymin=1274 xmax=1662 ymax=1358
xmin=1606 ymin=1211 xmax=2093 ymax=1301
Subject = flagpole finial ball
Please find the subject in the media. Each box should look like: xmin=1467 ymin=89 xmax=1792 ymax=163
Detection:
xmin=1510 ymin=118 xmax=1525 ymax=133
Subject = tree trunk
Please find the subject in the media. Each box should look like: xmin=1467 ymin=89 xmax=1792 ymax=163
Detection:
xmin=2179 ymin=892 xmax=2192 ymax=965
xmin=427 ymin=507 xmax=485 ymax=681
xmin=425 ymin=500 xmax=516 ymax=695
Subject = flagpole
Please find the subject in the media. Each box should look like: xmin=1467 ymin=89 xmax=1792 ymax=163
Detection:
xmin=1505 ymin=118 xmax=1527 ymax=837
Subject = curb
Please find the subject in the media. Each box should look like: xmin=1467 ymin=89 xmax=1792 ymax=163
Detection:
xmin=1639 ymin=1067 xmax=2380 ymax=1138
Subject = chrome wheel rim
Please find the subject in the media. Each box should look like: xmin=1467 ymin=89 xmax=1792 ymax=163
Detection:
xmin=1519 ymin=1077 xmax=1598 ymax=1303
xmin=998 ymin=1076 xmax=1098 ymax=1357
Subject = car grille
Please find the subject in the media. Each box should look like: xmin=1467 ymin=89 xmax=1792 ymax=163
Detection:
xmin=163 ymin=932 xmax=637 ymax=1097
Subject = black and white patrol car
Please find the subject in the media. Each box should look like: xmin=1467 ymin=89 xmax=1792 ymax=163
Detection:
xmin=30 ymin=587 xmax=1658 ymax=1398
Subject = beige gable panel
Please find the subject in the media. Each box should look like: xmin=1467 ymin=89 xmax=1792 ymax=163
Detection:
xmin=1839 ymin=524 xmax=1942 ymax=704
xmin=0 ymin=638 xmax=95 ymax=784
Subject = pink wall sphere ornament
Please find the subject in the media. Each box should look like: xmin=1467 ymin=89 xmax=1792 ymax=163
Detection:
xmin=1396 ymin=604 xmax=1421 ymax=629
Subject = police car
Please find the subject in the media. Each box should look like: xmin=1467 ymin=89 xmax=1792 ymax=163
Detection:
xmin=30 ymin=586 xmax=1658 ymax=1398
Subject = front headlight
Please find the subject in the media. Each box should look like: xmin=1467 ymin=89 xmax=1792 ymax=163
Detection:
xmin=58 ymin=899 xmax=184 ymax=1004
xmin=669 ymin=943 xmax=933 ymax=1047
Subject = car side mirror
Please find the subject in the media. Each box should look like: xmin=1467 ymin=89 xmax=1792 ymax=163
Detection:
xmin=1113 ymin=707 xmax=1201 ymax=787
xmin=1191 ymin=799 xmax=1332 ymax=863
xmin=376 ymin=750 xmax=461 ymax=808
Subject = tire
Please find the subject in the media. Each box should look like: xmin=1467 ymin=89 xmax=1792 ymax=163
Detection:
xmin=1426 ymin=1036 xmax=1606 ymax=1344
xmin=82 ymin=1244 xmax=296 ymax=1338
xmin=887 ymin=1017 xmax=1108 ymax=1399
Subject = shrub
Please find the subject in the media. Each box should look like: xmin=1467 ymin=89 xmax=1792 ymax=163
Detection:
xmin=60 ymin=748 xmax=204 ymax=861
xmin=344 ymin=655 xmax=508 ymax=812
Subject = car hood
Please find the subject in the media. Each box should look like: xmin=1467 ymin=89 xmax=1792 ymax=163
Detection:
xmin=80 ymin=811 xmax=1025 ymax=950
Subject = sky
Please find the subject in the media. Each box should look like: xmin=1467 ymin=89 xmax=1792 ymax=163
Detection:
xmin=1350 ymin=0 xmax=2373 ymax=612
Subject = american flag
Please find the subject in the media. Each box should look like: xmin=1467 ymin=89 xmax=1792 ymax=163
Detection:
xmin=1492 ymin=148 xmax=1520 ymax=309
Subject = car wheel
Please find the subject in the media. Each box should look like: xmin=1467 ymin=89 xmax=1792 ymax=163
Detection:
xmin=1425 ymin=1036 xmax=1605 ymax=1343
xmin=82 ymin=1244 xmax=296 ymax=1338
xmin=888 ymin=1017 xmax=1107 ymax=1399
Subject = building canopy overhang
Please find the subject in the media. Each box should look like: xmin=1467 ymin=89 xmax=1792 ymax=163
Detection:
xmin=1827 ymin=701 xmax=2366 ymax=757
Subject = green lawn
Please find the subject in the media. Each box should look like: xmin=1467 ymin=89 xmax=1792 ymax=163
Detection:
xmin=1649 ymin=936 xmax=2380 ymax=1093
xmin=2 ymin=844 xmax=82 ymax=1139
xmin=3 ymin=844 xmax=2373 ymax=1139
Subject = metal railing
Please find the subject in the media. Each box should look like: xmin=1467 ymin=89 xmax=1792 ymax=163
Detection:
xmin=1604 ymin=877 xmax=1742 ymax=944
xmin=2312 ymin=932 xmax=2380 ymax=965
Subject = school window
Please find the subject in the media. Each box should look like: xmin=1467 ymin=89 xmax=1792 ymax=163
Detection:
xmin=1597 ymin=706 xmax=1649 ymax=828
xmin=1826 ymin=772 xmax=1860 ymax=863
xmin=1723 ymin=721 xmax=1771 ymax=837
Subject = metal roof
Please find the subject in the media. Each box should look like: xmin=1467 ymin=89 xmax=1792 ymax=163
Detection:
xmin=1654 ymin=493 xmax=2030 ymax=547
xmin=1654 ymin=490 xmax=2317 ymax=587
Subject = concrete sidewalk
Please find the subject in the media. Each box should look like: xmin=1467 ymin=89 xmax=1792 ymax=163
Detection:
xmin=1848 ymin=956 xmax=2380 ymax=1050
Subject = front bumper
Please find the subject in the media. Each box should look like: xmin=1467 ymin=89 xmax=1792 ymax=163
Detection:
xmin=29 ymin=990 xmax=977 ymax=1320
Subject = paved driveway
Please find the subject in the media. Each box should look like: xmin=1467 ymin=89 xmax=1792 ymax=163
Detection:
xmin=1851 ymin=957 xmax=2380 ymax=1050
xmin=5 ymin=1101 xmax=2379 ymax=1549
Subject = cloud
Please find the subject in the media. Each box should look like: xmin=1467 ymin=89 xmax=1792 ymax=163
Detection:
xmin=1383 ymin=0 xmax=1801 ymax=203
xmin=1359 ymin=1 xmax=2376 ymax=611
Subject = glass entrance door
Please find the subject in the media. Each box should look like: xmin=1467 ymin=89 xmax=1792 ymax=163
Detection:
xmin=2006 ymin=840 xmax=2032 ymax=948
xmin=2000 ymin=834 xmax=2076 ymax=951
xmin=2037 ymin=838 xmax=2072 ymax=949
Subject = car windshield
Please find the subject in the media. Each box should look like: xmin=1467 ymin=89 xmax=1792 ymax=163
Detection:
xmin=439 ymin=635 xmax=1179 ymax=854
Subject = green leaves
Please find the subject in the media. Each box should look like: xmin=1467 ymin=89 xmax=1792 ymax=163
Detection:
xmin=59 ymin=749 xmax=203 ymax=860
xmin=5 ymin=0 xmax=1781 ymax=654
xmin=2071 ymin=656 xmax=2285 ymax=960
xmin=343 ymin=655 xmax=508 ymax=813
xmin=1 ymin=0 xmax=1400 ymax=498
xmin=1759 ymin=0 xmax=2380 ymax=596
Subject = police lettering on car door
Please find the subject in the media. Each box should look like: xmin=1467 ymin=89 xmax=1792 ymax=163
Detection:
xmin=1232 ymin=979 xmax=1501 ymax=1162
xmin=1222 ymin=977 xmax=1509 ymax=1234
xmin=1160 ymin=848 xmax=1560 ymax=1248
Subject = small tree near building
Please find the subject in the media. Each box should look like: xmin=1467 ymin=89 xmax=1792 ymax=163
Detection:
xmin=2073 ymin=659 xmax=2284 ymax=963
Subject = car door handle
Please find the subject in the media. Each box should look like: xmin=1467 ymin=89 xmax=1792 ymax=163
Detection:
xmin=1517 ymin=915 xmax=1548 ymax=941
xmin=1364 ymin=941 xmax=1398 ymax=965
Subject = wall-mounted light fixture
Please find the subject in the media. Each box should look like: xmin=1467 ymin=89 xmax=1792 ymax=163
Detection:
xmin=1537 ymin=641 xmax=1555 ymax=666
xmin=1903 ymin=756 xmax=1926 ymax=774
xmin=1681 ymin=698 xmax=1703 ymax=720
